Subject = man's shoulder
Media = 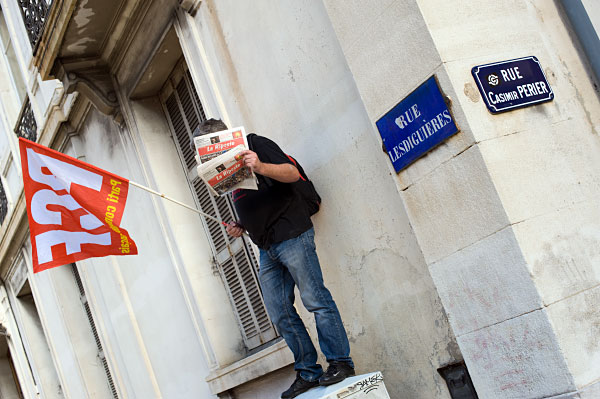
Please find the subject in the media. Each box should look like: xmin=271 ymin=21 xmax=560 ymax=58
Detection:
xmin=248 ymin=134 xmax=279 ymax=152
xmin=248 ymin=133 xmax=271 ymax=144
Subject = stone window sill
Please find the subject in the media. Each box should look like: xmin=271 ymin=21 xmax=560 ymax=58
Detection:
xmin=206 ymin=339 xmax=294 ymax=394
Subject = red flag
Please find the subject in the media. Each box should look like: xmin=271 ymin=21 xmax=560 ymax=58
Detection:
xmin=19 ymin=138 xmax=138 ymax=273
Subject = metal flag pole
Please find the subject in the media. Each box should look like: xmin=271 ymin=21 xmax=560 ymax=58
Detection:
xmin=129 ymin=180 xmax=229 ymax=227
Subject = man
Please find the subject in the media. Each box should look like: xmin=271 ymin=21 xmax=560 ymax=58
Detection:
xmin=194 ymin=119 xmax=354 ymax=399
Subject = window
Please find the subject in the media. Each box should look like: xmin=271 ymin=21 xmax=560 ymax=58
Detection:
xmin=14 ymin=97 xmax=38 ymax=142
xmin=16 ymin=0 xmax=52 ymax=52
xmin=0 ymin=346 xmax=25 ymax=399
xmin=71 ymin=264 xmax=119 ymax=398
xmin=0 ymin=8 xmax=27 ymax=103
xmin=160 ymin=61 xmax=277 ymax=350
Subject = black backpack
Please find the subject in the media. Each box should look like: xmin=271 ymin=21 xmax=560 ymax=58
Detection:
xmin=247 ymin=134 xmax=321 ymax=216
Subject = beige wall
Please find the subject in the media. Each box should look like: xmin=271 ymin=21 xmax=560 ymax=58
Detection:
xmin=324 ymin=0 xmax=600 ymax=397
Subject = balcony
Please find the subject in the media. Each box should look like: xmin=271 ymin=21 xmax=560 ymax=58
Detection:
xmin=0 ymin=182 xmax=7 ymax=226
xmin=14 ymin=97 xmax=37 ymax=142
xmin=17 ymin=0 xmax=53 ymax=54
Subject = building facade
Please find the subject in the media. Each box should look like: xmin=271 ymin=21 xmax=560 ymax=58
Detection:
xmin=0 ymin=0 xmax=598 ymax=398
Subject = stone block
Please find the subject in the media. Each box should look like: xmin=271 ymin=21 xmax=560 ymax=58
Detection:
xmin=421 ymin=0 xmax=600 ymax=144
xmin=340 ymin=0 xmax=442 ymax=120
xmin=429 ymin=226 xmax=542 ymax=336
xmin=513 ymin=199 xmax=600 ymax=306
xmin=458 ymin=309 xmax=575 ymax=398
xmin=394 ymin=67 xmax=476 ymax=191
xmin=546 ymin=286 xmax=600 ymax=388
xmin=322 ymin=0 xmax=396 ymax=53
xmin=416 ymin=0 xmax=533 ymax=63
xmin=479 ymin=120 xmax=600 ymax=224
xmin=443 ymin=52 xmax=566 ymax=144
xmin=402 ymin=144 xmax=509 ymax=264
xmin=580 ymin=380 xmax=600 ymax=399
xmin=297 ymin=372 xmax=390 ymax=399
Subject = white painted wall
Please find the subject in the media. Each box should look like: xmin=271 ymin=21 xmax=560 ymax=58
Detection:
xmin=68 ymin=108 xmax=216 ymax=398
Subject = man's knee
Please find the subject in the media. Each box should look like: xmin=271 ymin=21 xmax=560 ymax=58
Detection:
xmin=267 ymin=300 xmax=298 ymax=328
xmin=299 ymin=288 xmax=335 ymax=314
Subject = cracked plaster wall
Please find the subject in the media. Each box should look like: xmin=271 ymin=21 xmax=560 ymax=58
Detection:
xmin=190 ymin=1 xmax=460 ymax=398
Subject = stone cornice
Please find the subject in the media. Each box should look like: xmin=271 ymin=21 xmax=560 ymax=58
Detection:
xmin=32 ymin=0 xmax=79 ymax=80
xmin=180 ymin=0 xmax=201 ymax=16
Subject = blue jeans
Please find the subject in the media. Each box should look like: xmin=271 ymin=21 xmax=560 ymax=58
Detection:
xmin=259 ymin=228 xmax=353 ymax=382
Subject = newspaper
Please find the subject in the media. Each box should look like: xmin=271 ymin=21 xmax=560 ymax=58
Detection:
xmin=193 ymin=126 xmax=248 ymax=164
xmin=197 ymin=145 xmax=258 ymax=196
xmin=194 ymin=126 xmax=258 ymax=196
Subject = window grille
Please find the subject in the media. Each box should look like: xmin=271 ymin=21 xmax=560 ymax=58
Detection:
xmin=17 ymin=0 xmax=52 ymax=52
xmin=161 ymin=62 xmax=277 ymax=350
xmin=71 ymin=264 xmax=119 ymax=399
xmin=15 ymin=97 xmax=37 ymax=142
xmin=0 ymin=180 xmax=7 ymax=225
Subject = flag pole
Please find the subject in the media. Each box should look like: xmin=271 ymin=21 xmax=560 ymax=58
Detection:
xmin=129 ymin=180 xmax=229 ymax=227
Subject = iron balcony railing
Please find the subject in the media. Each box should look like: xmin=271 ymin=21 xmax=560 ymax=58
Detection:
xmin=15 ymin=97 xmax=37 ymax=142
xmin=17 ymin=0 xmax=53 ymax=53
xmin=0 ymin=181 xmax=7 ymax=226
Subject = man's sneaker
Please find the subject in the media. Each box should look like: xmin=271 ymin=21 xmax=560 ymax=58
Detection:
xmin=281 ymin=373 xmax=319 ymax=398
xmin=318 ymin=361 xmax=355 ymax=386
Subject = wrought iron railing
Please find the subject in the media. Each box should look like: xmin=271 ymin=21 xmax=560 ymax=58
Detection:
xmin=17 ymin=0 xmax=53 ymax=52
xmin=0 ymin=182 xmax=7 ymax=226
xmin=15 ymin=97 xmax=37 ymax=142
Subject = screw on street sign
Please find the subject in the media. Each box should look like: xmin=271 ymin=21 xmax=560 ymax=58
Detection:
xmin=376 ymin=76 xmax=459 ymax=173
xmin=471 ymin=56 xmax=554 ymax=114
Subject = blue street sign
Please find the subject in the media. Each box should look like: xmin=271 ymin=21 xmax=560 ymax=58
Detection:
xmin=376 ymin=76 xmax=459 ymax=173
xmin=471 ymin=56 xmax=554 ymax=114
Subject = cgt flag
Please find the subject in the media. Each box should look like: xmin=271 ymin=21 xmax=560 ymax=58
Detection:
xmin=19 ymin=138 xmax=137 ymax=273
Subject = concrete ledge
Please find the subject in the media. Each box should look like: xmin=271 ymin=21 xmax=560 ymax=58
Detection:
xmin=206 ymin=339 xmax=294 ymax=394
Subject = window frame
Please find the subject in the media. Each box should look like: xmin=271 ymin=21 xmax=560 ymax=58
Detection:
xmin=159 ymin=60 xmax=278 ymax=351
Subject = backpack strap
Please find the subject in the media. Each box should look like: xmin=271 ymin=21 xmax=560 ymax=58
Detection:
xmin=286 ymin=154 xmax=307 ymax=181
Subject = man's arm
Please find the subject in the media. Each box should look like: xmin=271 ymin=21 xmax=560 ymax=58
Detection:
xmin=240 ymin=150 xmax=299 ymax=183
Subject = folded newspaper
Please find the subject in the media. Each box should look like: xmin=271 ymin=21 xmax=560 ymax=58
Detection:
xmin=194 ymin=127 xmax=258 ymax=196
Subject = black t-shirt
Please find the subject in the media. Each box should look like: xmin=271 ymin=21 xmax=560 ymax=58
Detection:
xmin=231 ymin=135 xmax=312 ymax=249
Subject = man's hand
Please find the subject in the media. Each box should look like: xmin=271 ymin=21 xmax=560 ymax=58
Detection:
xmin=239 ymin=150 xmax=300 ymax=183
xmin=240 ymin=150 xmax=264 ymax=174
xmin=226 ymin=221 xmax=244 ymax=238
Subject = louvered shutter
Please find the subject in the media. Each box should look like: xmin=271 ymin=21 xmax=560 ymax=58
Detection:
xmin=71 ymin=264 xmax=119 ymax=398
xmin=160 ymin=62 xmax=277 ymax=350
